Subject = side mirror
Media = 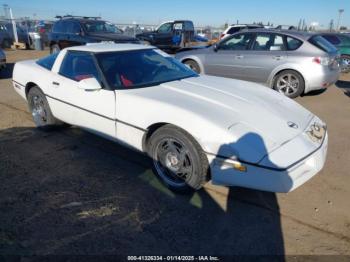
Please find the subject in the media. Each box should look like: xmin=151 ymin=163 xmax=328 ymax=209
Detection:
xmin=78 ymin=77 xmax=102 ymax=91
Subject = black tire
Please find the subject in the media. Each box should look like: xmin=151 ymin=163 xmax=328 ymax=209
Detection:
xmin=50 ymin=44 xmax=60 ymax=54
xmin=273 ymin=70 xmax=305 ymax=98
xmin=27 ymin=86 xmax=62 ymax=130
xmin=2 ymin=39 xmax=11 ymax=48
xmin=340 ymin=55 xmax=350 ymax=73
xmin=184 ymin=60 xmax=201 ymax=74
xmin=148 ymin=125 xmax=209 ymax=192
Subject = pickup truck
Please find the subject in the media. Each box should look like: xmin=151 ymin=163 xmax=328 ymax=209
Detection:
xmin=136 ymin=20 xmax=195 ymax=52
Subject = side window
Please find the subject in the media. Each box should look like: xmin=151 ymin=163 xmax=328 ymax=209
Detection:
xmin=252 ymin=33 xmax=271 ymax=50
xmin=227 ymin=27 xmax=241 ymax=34
xmin=36 ymin=53 xmax=59 ymax=70
xmin=59 ymin=52 xmax=101 ymax=82
xmin=158 ymin=23 xmax=173 ymax=33
xmin=67 ymin=21 xmax=81 ymax=34
xmin=219 ymin=33 xmax=253 ymax=50
xmin=184 ymin=21 xmax=194 ymax=31
xmin=337 ymin=35 xmax=350 ymax=45
xmin=52 ymin=21 xmax=63 ymax=33
xmin=286 ymin=36 xmax=303 ymax=51
xmin=173 ymin=23 xmax=183 ymax=30
xmin=322 ymin=35 xmax=341 ymax=45
xmin=252 ymin=34 xmax=285 ymax=51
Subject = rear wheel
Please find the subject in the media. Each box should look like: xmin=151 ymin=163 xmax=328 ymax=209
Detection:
xmin=27 ymin=86 xmax=62 ymax=130
xmin=273 ymin=70 xmax=304 ymax=98
xmin=184 ymin=60 xmax=201 ymax=74
xmin=148 ymin=125 xmax=209 ymax=192
xmin=2 ymin=39 xmax=11 ymax=48
xmin=50 ymin=44 xmax=60 ymax=54
xmin=341 ymin=55 xmax=350 ymax=73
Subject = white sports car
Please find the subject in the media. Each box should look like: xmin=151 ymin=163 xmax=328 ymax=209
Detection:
xmin=12 ymin=43 xmax=328 ymax=193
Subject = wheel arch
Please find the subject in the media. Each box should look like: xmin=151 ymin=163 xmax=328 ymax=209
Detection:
xmin=142 ymin=122 xmax=212 ymax=180
xmin=142 ymin=122 xmax=170 ymax=153
xmin=25 ymin=82 xmax=40 ymax=98
xmin=180 ymin=56 xmax=205 ymax=74
xmin=269 ymin=68 xmax=306 ymax=90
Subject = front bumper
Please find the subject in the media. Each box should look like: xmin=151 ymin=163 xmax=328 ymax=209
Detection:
xmin=208 ymin=133 xmax=328 ymax=193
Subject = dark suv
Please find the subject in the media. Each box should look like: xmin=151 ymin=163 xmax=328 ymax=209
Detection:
xmin=49 ymin=16 xmax=139 ymax=53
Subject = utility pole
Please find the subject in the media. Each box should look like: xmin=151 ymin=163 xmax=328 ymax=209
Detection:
xmin=9 ymin=7 xmax=18 ymax=43
xmin=336 ymin=9 xmax=344 ymax=31
xmin=329 ymin=19 xmax=334 ymax=32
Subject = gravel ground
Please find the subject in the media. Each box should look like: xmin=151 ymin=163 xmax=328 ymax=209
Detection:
xmin=0 ymin=49 xmax=349 ymax=257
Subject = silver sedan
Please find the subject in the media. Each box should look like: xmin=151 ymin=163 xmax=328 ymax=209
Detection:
xmin=176 ymin=30 xmax=341 ymax=98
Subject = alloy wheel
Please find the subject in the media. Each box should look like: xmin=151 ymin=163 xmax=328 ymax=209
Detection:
xmin=31 ymin=95 xmax=48 ymax=126
xmin=153 ymin=137 xmax=193 ymax=187
xmin=276 ymin=73 xmax=300 ymax=96
xmin=341 ymin=56 xmax=350 ymax=73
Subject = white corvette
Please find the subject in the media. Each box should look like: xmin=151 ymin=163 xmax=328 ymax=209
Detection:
xmin=12 ymin=43 xmax=328 ymax=193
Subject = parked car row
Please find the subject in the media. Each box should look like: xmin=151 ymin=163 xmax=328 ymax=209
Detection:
xmin=0 ymin=22 xmax=32 ymax=48
xmin=176 ymin=29 xmax=341 ymax=98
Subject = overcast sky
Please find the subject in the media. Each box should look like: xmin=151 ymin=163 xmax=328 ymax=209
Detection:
xmin=1 ymin=0 xmax=349 ymax=28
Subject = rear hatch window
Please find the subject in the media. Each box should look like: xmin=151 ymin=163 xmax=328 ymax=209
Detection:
xmin=309 ymin=35 xmax=338 ymax=53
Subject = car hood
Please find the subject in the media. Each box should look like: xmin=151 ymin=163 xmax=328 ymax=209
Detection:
xmin=157 ymin=76 xmax=314 ymax=162
xmin=87 ymin=33 xmax=139 ymax=42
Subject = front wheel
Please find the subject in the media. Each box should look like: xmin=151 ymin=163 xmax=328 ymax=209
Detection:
xmin=340 ymin=55 xmax=350 ymax=73
xmin=50 ymin=44 xmax=60 ymax=54
xmin=273 ymin=70 xmax=305 ymax=98
xmin=148 ymin=125 xmax=209 ymax=192
xmin=184 ymin=60 xmax=201 ymax=74
xmin=27 ymin=87 xmax=62 ymax=130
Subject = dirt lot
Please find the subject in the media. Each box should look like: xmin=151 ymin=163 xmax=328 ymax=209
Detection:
xmin=0 ymin=49 xmax=350 ymax=257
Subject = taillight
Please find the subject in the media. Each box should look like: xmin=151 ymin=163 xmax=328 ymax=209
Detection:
xmin=220 ymin=33 xmax=225 ymax=39
xmin=313 ymin=57 xmax=330 ymax=66
xmin=313 ymin=57 xmax=321 ymax=64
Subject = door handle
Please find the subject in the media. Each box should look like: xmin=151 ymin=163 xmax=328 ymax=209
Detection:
xmin=235 ymin=55 xmax=244 ymax=59
xmin=52 ymin=81 xmax=60 ymax=86
xmin=273 ymin=55 xmax=284 ymax=60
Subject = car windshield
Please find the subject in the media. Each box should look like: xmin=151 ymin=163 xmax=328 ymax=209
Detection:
xmin=95 ymin=49 xmax=198 ymax=89
xmin=82 ymin=21 xmax=122 ymax=34
xmin=309 ymin=35 xmax=338 ymax=53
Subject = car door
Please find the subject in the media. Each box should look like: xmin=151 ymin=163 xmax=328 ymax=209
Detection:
xmin=51 ymin=51 xmax=116 ymax=138
xmin=65 ymin=21 xmax=84 ymax=47
xmin=242 ymin=33 xmax=288 ymax=83
xmin=155 ymin=22 xmax=174 ymax=47
xmin=204 ymin=32 xmax=254 ymax=79
xmin=51 ymin=20 xmax=68 ymax=49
